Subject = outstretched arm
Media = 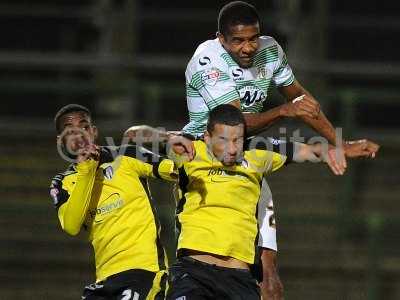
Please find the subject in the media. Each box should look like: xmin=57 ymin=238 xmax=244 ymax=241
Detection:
xmin=57 ymin=145 xmax=100 ymax=236
xmin=279 ymin=80 xmax=380 ymax=158
xmin=292 ymin=142 xmax=347 ymax=175
xmin=229 ymin=95 xmax=320 ymax=135
xmin=279 ymin=81 xmax=337 ymax=144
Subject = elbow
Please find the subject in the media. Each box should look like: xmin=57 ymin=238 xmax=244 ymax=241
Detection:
xmin=59 ymin=215 xmax=81 ymax=236
xmin=58 ymin=204 xmax=82 ymax=236
xmin=63 ymin=226 xmax=80 ymax=236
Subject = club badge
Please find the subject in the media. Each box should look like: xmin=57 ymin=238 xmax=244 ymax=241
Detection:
xmin=202 ymin=68 xmax=220 ymax=86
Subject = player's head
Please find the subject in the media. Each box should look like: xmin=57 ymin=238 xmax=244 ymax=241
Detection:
xmin=54 ymin=104 xmax=98 ymax=156
xmin=204 ymin=104 xmax=246 ymax=166
xmin=217 ymin=1 xmax=260 ymax=68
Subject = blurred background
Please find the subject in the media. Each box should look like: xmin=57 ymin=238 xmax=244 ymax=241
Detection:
xmin=0 ymin=0 xmax=399 ymax=299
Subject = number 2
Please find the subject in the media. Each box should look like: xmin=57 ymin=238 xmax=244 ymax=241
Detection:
xmin=121 ymin=289 xmax=140 ymax=300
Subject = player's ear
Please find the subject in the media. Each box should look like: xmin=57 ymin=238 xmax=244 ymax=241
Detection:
xmin=217 ymin=32 xmax=225 ymax=44
xmin=204 ymin=130 xmax=211 ymax=144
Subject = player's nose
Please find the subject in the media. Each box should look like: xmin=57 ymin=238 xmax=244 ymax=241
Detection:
xmin=226 ymin=142 xmax=238 ymax=156
xmin=242 ymin=42 xmax=256 ymax=55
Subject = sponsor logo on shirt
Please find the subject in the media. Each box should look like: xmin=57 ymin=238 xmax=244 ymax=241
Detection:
xmin=198 ymin=56 xmax=211 ymax=66
xmin=231 ymin=67 xmax=244 ymax=81
xmin=208 ymin=168 xmax=247 ymax=180
xmin=239 ymin=85 xmax=266 ymax=107
xmin=258 ymin=67 xmax=269 ymax=79
xmin=90 ymin=193 xmax=124 ymax=220
xmin=241 ymin=159 xmax=249 ymax=169
xmin=202 ymin=68 xmax=220 ymax=86
xmin=103 ymin=166 xmax=114 ymax=180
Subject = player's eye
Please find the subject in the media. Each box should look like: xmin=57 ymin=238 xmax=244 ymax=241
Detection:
xmin=231 ymin=38 xmax=243 ymax=45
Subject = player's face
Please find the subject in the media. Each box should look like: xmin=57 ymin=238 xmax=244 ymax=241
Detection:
xmin=205 ymin=123 xmax=244 ymax=166
xmin=57 ymin=112 xmax=98 ymax=154
xmin=219 ymin=23 xmax=260 ymax=68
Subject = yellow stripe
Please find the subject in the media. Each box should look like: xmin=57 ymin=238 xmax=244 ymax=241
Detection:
xmin=146 ymin=270 xmax=167 ymax=300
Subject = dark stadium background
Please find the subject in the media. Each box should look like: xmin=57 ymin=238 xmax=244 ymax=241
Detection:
xmin=0 ymin=0 xmax=399 ymax=299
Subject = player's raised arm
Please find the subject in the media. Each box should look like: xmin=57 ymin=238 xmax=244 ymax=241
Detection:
xmin=118 ymin=144 xmax=177 ymax=182
xmin=278 ymin=80 xmax=380 ymax=158
xmin=55 ymin=146 xmax=99 ymax=236
xmin=229 ymin=95 xmax=320 ymax=135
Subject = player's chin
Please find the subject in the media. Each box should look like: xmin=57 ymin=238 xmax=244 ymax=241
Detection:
xmin=238 ymin=58 xmax=254 ymax=68
xmin=223 ymin=157 xmax=236 ymax=166
xmin=65 ymin=143 xmax=85 ymax=156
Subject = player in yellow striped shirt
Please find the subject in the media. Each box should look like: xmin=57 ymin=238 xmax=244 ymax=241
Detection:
xmin=166 ymin=104 xmax=346 ymax=300
xmin=49 ymin=104 xmax=190 ymax=300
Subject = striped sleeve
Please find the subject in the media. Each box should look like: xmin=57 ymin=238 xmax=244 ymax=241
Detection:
xmin=271 ymin=40 xmax=295 ymax=87
xmin=183 ymin=54 xmax=239 ymax=136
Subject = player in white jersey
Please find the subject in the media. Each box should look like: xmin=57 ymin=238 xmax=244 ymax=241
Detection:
xmin=184 ymin=35 xmax=295 ymax=137
xmin=181 ymin=2 xmax=380 ymax=299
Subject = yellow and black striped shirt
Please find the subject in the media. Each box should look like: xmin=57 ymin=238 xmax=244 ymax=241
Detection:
xmin=50 ymin=145 xmax=175 ymax=281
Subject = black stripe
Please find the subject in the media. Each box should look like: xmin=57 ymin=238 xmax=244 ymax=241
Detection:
xmin=50 ymin=173 xmax=72 ymax=210
xmin=140 ymin=178 xmax=166 ymax=270
xmin=99 ymin=146 xmax=114 ymax=164
xmin=151 ymin=159 xmax=166 ymax=180
xmin=175 ymin=166 xmax=189 ymax=238
xmin=118 ymin=145 xmax=163 ymax=164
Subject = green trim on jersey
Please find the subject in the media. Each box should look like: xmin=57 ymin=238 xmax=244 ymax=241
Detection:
xmin=254 ymin=45 xmax=279 ymax=68
xmin=204 ymin=89 xmax=239 ymax=109
xmin=221 ymin=53 xmax=238 ymax=67
xmin=186 ymin=84 xmax=202 ymax=97
xmin=273 ymin=55 xmax=289 ymax=76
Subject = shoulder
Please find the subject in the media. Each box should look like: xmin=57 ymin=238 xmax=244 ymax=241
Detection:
xmin=258 ymin=36 xmax=280 ymax=49
xmin=50 ymin=164 xmax=76 ymax=186
xmin=50 ymin=165 xmax=76 ymax=208
xmin=193 ymin=140 xmax=207 ymax=153
xmin=186 ymin=39 xmax=230 ymax=75
xmin=244 ymin=149 xmax=286 ymax=172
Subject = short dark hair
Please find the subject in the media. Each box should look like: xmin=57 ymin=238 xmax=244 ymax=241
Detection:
xmin=207 ymin=104 xmax=246 ymax=134
xmin=218 ymin=1 xmax=260 ymax=36
xmin=54 ymin=104 xmax=92 ymax=133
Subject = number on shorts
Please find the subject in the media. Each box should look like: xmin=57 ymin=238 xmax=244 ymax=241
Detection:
xmin=121 ymin=289 xmax=140 ymax=300
xmin=267 ymin=201 xmax=276 ymax=228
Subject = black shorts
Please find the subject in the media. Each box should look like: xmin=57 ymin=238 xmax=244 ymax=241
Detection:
xmin=166 ymin=257 xmax=260 ymax=300
xmin=82 ymin=269 xmax=166 ymax=300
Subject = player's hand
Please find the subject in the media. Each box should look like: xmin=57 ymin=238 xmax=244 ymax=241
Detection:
xmin=260 ymin=276 xmax=284 ymax=300
xmin=77 ymin=144 xmax=100 ymax=163
xmin=343 ymin=139 xmax=380 ymax=158
xmin=260 ymin=249 xmax=284 ymax=300
xmin=322 ymin=144 xmax=347 ymax=175
xmin=167 ymin=135 xmax=195 ymax=161
xmin=280 ymin=94 xmax=321 ymax=119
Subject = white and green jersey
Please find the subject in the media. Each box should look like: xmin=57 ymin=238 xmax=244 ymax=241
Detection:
xmin=183 ymin=36 xmax=295 ymax=137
